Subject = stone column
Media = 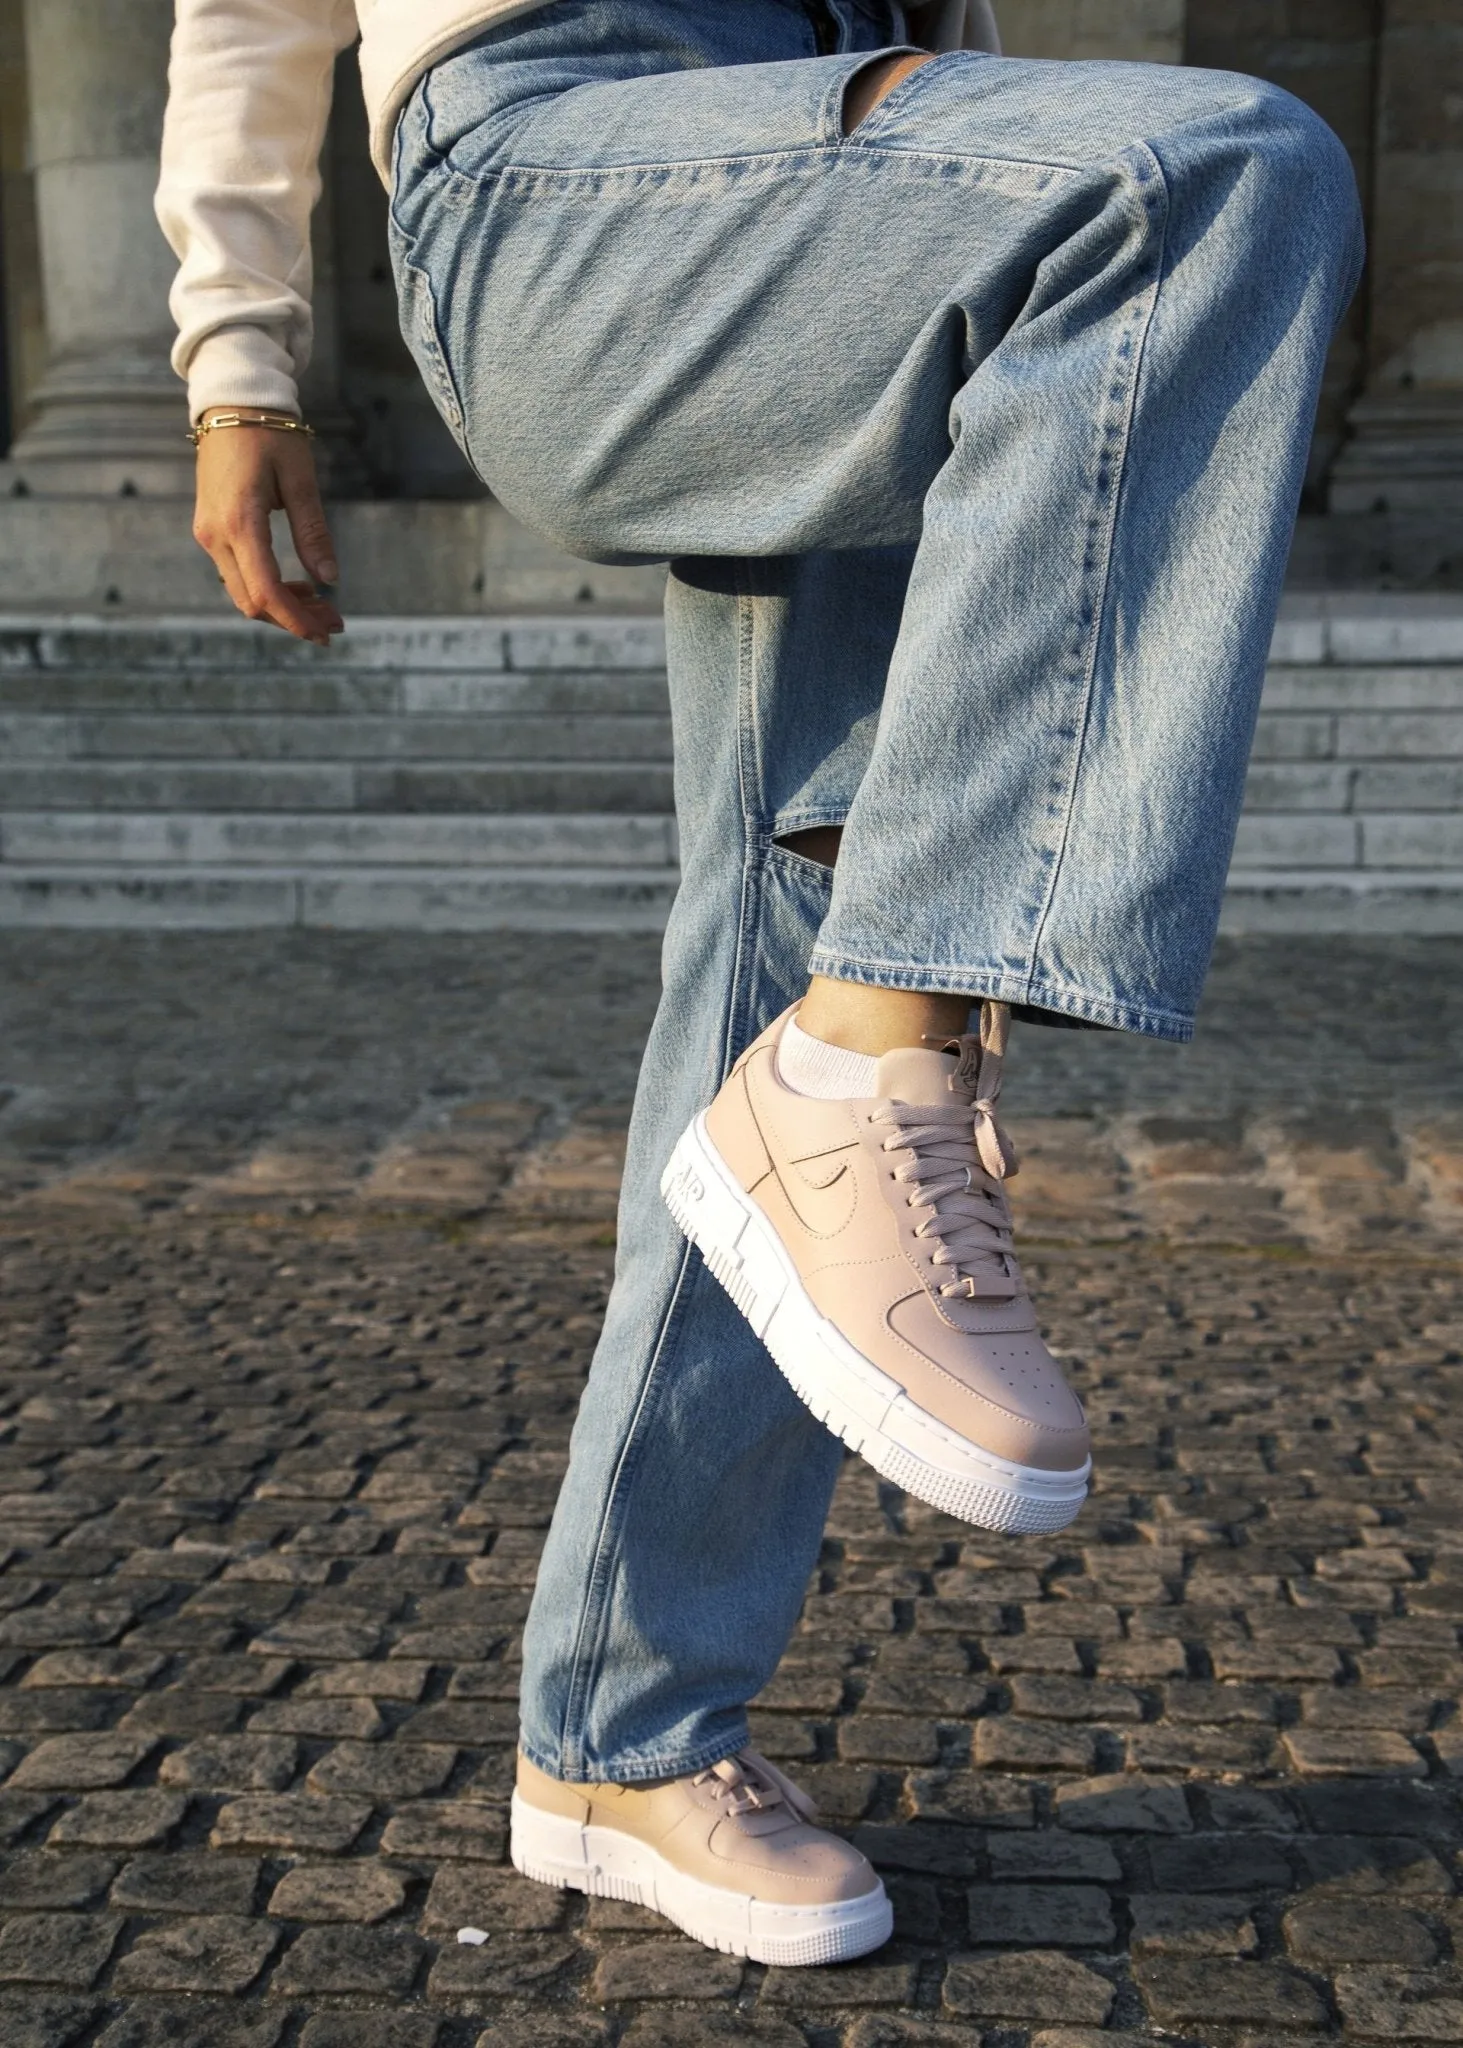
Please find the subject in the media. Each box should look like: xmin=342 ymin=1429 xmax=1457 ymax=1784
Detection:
xmin=6 ymin=0 xmax=192 ymax=494
xmin=1330 ymin=0 xmax=1463 ymax=522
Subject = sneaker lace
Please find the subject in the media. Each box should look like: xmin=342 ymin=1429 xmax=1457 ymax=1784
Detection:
xmin=872 ymin=1000 xmax=1021 ymax=1303
xmin=692 ymin=1751 xmax=813 ymax=1820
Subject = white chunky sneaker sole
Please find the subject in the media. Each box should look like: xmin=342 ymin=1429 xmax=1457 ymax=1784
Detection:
xmin=511 ymin=1792 xmax=892 ymax=1965
xmin=662 ymin=1112 xmax=1090 ymax=1535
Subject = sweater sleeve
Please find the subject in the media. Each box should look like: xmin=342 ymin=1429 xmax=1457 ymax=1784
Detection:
xmin=155 ymin=0 xmax=358 ymax=422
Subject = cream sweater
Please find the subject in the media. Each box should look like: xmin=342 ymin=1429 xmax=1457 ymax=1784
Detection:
xmin=156 ymin=0 xmax=1001 ymax=422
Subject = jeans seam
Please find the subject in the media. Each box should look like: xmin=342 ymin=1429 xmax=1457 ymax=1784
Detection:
xmin=554 ymin=1234 xmax=698 ymax=1779
xmin=1021 ymin=141 xmax=1171 ymax=1009
xmin=727 ymin=562 xmax=768 ymax=1068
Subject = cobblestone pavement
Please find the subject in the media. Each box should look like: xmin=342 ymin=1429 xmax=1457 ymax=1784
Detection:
xmin=0 ymin=934 xmax=1459 ymax=2047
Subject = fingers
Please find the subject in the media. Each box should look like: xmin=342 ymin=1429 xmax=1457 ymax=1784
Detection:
xmin=228 ymin=512 xmax=333 ymax=644
xmin=281 ymin=460 xmax=340 ymax=589
xmin=193 ymin=428 xmax=345 ymax=645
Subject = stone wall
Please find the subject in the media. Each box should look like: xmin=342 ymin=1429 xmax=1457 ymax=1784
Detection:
xmin=998 ymin=0 xmax=1185 ymax=63
xmin=1184 ymin=0 xmax=1379 ymax=501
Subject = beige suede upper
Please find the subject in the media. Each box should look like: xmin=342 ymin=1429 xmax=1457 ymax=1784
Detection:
xmin=516 ymin=1749 xmax=880 ymax=1906
xmin=704 ymin=1005 xmax=1090 ymax=1473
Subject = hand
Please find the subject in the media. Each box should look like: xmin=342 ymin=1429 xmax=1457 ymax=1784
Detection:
xmin=192 ymin=411 xmax=345 ymax=645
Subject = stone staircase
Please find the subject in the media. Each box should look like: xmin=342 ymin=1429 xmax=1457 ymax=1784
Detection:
xmin=0 ymin=595 xmax=1460 ymax=931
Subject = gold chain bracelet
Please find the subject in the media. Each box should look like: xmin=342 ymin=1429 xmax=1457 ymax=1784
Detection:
xmin=187 ymin=411 xmax=317 ymax=447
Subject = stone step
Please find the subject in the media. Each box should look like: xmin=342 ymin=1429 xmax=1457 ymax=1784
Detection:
xmin=0 ymin=668 xmax=670 ymax=716
xmin=3 ymin=862 xmax=1459 ymax=934
xmin=0 ymin=762 xmax=676 ymax=814
xmin=0 ymin=710 xmax=673 ymax=762
xmin=0 ymin=614 xmax=670 ymax=674
xmin=0 ymin=811 xmax=678 ymax=868
xmin=0 ymin=864 xmax=680 ymax=931
xmin=1221 ymin=869 xmax=1463 ymax=934
xmin=3 ymin=600 xmax=1461 ymax=932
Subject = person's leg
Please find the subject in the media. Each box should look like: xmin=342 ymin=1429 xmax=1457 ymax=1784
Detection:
xmin=409 ymin=40 xmax=1360 ymax=1045
xmin=519 ymin=546 xmax=911 ymax=1781
xmin=393 ymin=1 xmax=1364 ymax=1781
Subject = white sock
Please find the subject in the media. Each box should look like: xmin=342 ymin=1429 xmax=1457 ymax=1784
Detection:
xmin=777 ymin=1017 xmax=880 ymax=1100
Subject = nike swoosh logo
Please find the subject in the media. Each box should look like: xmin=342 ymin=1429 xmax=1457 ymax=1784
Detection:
xmin=746 ymin=1091 xmax=859 ymax=1237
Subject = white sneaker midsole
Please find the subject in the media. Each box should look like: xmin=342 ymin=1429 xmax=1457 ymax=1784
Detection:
xmin=661 ymin=1110 xmax=1090 ymax=1535
xmin=510 ymin=1792 xmax=892 ymax=1966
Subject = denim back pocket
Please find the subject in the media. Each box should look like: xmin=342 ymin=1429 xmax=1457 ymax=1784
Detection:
xmin=395 ymin=252 xmax=470 ymax=453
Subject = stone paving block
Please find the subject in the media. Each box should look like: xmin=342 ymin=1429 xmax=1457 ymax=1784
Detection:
xmin=209 ymin=1794 xmax=372 ymax=1855
xmin=592 ymin=1939 xmax=744 ymax=2001
xmin=299 ymin=2020 xmax=439 ymax=2048
xmin=1008 ymin=1675 xmax=1143 ymax=1722
xmin=621 ymin=2018 xmax=798 ymax=2048
xmin=305 ymin=1741 xmax=457 ymax=1799
xmin=943 ymin=1951 xmax=1114 ymax=2024
xmin=421 ymin=1863 xmax=568 ymax=1934
xmin=1130 ymin=1893 xmax=1258 ymax=1957
xmin=1146 ymin=1834 xmax=1293 ymax=1892
xmin=248 ymin=1618 xmax=383 ymax=1661
xmin=95 ymin=2014 xmax=288 ymax=2048
xmin=158 ymin=1735 xmax=299 ymax=1791
xmin=247 ymin=1696 xmax=386 ymax=1741
xmin=9 ymin=1733 xmax=155 ymax=1790
xmin=1292 ymin=1779 xmax=1458 ymax=1838
xmin=47 ymin=1790 xmax=188 ymax=1849
xmin=1291 ymin=1834 xmax=1452 ymax=1895
xmin=0 ymin=1850 xmax=116 ymax=1907
xmin=425 ymin=1931 xmax=579 ymax=2000
xmin=266 ymin=1860 xmax=407 ymax=1923
xmin=974 ymin=1718 xmax=1098 ymax=1772
xmin=380 ymin=1801 xmax=507 ymax=1860
xmin=1284 ymin=1897 xmax=1438 ymax=1965
xmin=904 ymin=1771 xmax=1034 ymax=1829
xmin=116 ymin=1691 xmax=244 ymax=1737
xmin=0 ymin=1793 xmax=59 ymax=1845
xmin=1028 ymin=2035 xmax=1173 ymax=2048
xmin=21 ymin=1650 xmax=167 ymax=1690
xmin=299 ymin=1659 xmax=430 ymax=1700
xmin=1136 ymin=1956 xmax=1329 ymax=2029
xmin=760 ymin=1957 xmax=921 ymax=2007
xmin=269 ymin=1924 xmax=425 ymax=1997
xmin=0 ymin=1996 xmax=100 ymax=2048
xmin=110 ymin=1851 xmax=261 ymax=1916
xmin=0 ymin=1910 xmax=123 ymax=1987
xmin=1283 ymin=1727 xmax=1428 ymax=1775
xmin=851 ymin=1825 xmax=983 ymax=1880
xmin=1332 ymin=1965 xmax=1463 ymax=2039
xmin=966 ymin=1882 xmax=1116 ymax=1947
xmin=986 ymin=1832 xmax=1120 ymax=1883
xmin=113 ymin=1916 xmax=280 ymax=1995
xmin=1054 ymin=1775 xmax=1192 ymax=1832
xmin=838 ymin=1716 xmax=941 ymax=1765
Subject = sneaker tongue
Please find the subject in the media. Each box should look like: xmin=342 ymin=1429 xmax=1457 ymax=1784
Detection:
xmin=874 ymin=1045 xmax=960 ymax=1106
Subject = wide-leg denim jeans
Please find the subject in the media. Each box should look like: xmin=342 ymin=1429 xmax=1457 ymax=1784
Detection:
xmin=389 ymin=0 xmax=1362 ymax=1781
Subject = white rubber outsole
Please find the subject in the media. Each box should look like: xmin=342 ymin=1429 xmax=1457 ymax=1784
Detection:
xmin=661 ymin=1112 xmax=1090 ymax=1535
xmin=510 ymin=1792 xmax=892 ymax=1965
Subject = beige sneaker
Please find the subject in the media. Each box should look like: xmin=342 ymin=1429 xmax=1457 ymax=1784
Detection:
xmin=510 ymin=1748 xmax=890 ymax=1964
xmin=661 ymin=1000 xmax=1090 ymax=1533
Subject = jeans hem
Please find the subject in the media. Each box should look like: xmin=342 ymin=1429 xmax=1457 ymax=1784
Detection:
xmin=804 ymin=947 xmax=1195 ymax=1043
xmin=518 ymin=1723 xmax=751 ymax=1787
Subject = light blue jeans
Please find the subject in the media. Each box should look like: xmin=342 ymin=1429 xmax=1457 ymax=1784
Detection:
xmin=390 ymin=0 xmax=1362 ymax=1781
